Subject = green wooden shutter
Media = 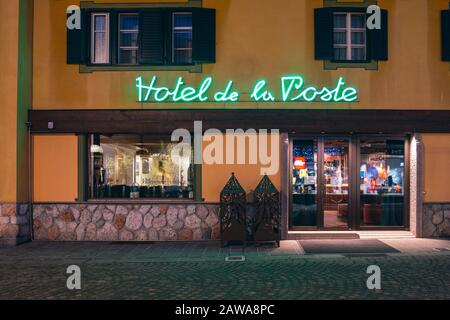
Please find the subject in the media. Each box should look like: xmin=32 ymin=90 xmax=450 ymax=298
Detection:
xmin=163 ymin=10 xmax=172 ymax=65
xmin=110 ymin=11 xmax=118 ymax=65
xmin=67 ymin=9 xmax=87 ymax=64
xmin=192 ymin=8 xmax=216 ymax=63
xmin=314 ymin=8 xmax=333 ymax=60
xmin=139 ymin=10 xmax=165 ymax=65
xmin=442 ymin=10 xmax=450 ymax=61
xmin=367 ymin=9 xmax=388 ymax=61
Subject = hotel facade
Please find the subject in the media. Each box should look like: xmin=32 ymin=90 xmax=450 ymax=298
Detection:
xmin=1 ymin=0 xmax=450 ymax=245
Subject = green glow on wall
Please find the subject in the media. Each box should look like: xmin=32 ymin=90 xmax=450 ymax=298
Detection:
xmin=136 ymin=75 xmax=358 ymax=104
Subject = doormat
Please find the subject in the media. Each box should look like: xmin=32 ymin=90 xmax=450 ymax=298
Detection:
xmin=298 ymin=239 xmax=400 ymax=254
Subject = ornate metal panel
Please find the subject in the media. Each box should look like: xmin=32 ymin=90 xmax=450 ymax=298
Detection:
xmin=254 ymin=175 xmax=281 ymax=246
xmin=219 ymin=173 xmax=247 ymax=246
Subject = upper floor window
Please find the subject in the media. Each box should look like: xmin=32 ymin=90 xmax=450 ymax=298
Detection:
xmin=314 ymin=7 xmax=388 ymax=66
xmin=118 ymin=13 xmax=139 ymax=65
xmin=333 ymin=13 xmax=366 ymax=61
xmin=67 ymin=7 xmax=216 ymax=68
xmin=91 ymin=13 xmax=110 ymax=64
xmin=173 ymin=12 xmax=193 ymax=64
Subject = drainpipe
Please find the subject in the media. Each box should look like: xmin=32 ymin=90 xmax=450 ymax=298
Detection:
xmin=26 ymin=121 xmax=34 ymax=241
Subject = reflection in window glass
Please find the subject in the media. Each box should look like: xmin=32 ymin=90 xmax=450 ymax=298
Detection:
xmin=91 ymin=14 xmax=110 ymax=64
xmin=118 ymin=14 xmax=139 ymax=64
xmin=90 ymin=135 xmax=194 ymax=199
xmin=360 ymin=139 xmax=405 ymax=226
xmin=173 ymin=13 xmax=193 ymax=64
xmin=333 ymin=13 xmax=366 ymax=61
xmin=324 ymin=140 xmax=349 ymax=228
xmin=291 ymin=140 xmax=318 ymax=227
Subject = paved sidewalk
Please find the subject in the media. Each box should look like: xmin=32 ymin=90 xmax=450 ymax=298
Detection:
xmin=1 ymin=239 xmax=450 ymax=299
xmin=2 ymin=238 xmax=449 ymax=261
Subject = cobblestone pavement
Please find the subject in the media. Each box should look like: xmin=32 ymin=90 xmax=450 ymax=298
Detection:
xmin=0 ymin=241 xmax=450 ymax=300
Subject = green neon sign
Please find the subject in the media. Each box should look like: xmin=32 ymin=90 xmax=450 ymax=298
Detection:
xmin=136 ymin=75 xmax=358 ymax=103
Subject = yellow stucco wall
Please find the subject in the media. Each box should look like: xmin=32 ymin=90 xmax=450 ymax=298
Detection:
xmin=7 ymin=0 xmax=448 ymax=203
xmin=0 ymin=0 xmax=19 ymax=202
xmin=33 ymin=0 xmax=450 ymax=110
xmin=202 ymin=133 xmax=281 ymax=202
xmin=422 ymin=134 xmax=450 ymax=203
xmin=33 ymin=135 xmax=78 ymax=202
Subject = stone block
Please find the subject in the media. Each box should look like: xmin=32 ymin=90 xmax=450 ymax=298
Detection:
xmin=135 ymin=230 xmax=148 ymax=241
xmin=0 ymin=217 xmax=10 ymax=225
xmin=143 ymin=213 xmax=154 ymax=229
xmin=41 ymin=212 xmax=53 ymax=229
xmin=2 ymin=204 xmax=16 ymax=217
xmin=185 ymin=214 xmax=201 ymax=229
xmin=47 ymin=225 xmax=60 ymax=240
xmin=116 ymin=205 xmax=128 ymax=216
xmin=85 ymin=223 xmax=97 ymax=240
xmin=119 ymin=229 xmax=134 ymax=241
xmin=59 ymin=210 xmax=75 ymax=223
xmin=167 ymin=207 xmax=179 ymax=227
xmin=153 ymin=214 xmax=167 ymax=230
xmin=205 ymin=212 xmax=219 ymax=228
xmin=102 ymin=208 xmax=114 ymax=222
xmin=75 ymin=224 xmax=86 ymax=240
xmin=196 ymin=205 xmax=209 ymax=220
xmin=147 ymin=228 xmax=158 ymax=240
xmin=113 ymin=215 xmax=126 ymax=230
xmin=150 ymin=206 xmax=161 ymax=217
xmin=159 ymin=227 xmax=177 ymax=241
xmin=179 ymin=228 xmax=193 ymax=241
xmin=97 ymin=223 xmax=118 ymax=241
xmin=0 ymin=224 xmax=19 ymax=238
xmin=80 ymin=209 xmax=92 ymax=225
xmin=139 ymin=205 xmax=151 ymax=214
xmin=125 ymin=211 xmax=143 ymax=231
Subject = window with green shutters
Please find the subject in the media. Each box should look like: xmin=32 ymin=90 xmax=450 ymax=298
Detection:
xmin=314 ymin=6 xmax=388 ymax=65
xmin=333 ymin=13 xmax=367 ymax=61
xmin=138 ymin=10 xmax=165 ymax=65
xmin=67 ymin=7 xmax=216 ymax=69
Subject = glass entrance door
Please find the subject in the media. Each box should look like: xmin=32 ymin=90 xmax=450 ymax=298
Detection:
xmin=291 ymin=137 xmax=351 ymax=230
xmin=323 ymin=139 xmax=350 ymax=229
xmin=291 ymin=139 xmax=318 ymax=227
xmin=290 ymin=136 xmax=408 ymax=230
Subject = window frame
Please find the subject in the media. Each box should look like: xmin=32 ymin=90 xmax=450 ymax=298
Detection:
xmin=81 ymin=5 xmax=214 ymax=73
xmin=90 ymin=13 xmax=110 ymax=65
xmin=117 ymin=12 xmax=140 ymax=66
xmin=172 ymin=11 xmax=194 ymax=65
xmin=87 ymin=134 xmax=197 ymax=201
xmin=332 ymin=12 xmax=367 ymax=63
